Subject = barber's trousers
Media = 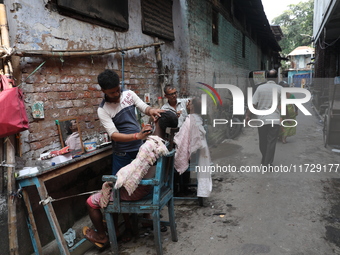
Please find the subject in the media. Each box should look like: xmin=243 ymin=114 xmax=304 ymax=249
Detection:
xmin=257 ymin=124 xmax=280 ymax=166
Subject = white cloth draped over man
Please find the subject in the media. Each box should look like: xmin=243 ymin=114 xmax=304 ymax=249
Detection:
xmin=174 ymin=114 xmax=212 ymax=198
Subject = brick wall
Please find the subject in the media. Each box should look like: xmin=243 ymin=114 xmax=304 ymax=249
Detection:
xmin=186 ymin=0 xmax=263 ymax=92
xmin=185 ymin=0 xmax=270 ymax=144
xmin=12 ymin=51 xmax=162 ymax=255
xmin=1 ymin=1 xmax=280 ymax=253
xmin=19 ymin=51 xmax=161 ymax=163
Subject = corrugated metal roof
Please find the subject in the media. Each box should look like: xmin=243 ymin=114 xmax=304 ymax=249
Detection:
xmin=271 ymin=26 xmax=284 ymax=41
xmin=288 ymin=46 xmax=314 ymax=56
xmin=236 ymin=0 xmax=282 ymax=52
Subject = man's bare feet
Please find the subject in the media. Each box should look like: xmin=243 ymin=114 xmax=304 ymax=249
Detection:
xmin=83 ymin=226 xmax=108 ymax=248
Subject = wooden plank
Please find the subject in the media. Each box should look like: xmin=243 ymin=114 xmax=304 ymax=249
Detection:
xmin=15 ymin=42 xmax=164 ymax=58
xmin=15 ymin=147 xmax=112 ymax=182
xmin=6 ymin=136 xmax=19 ymax=255
xmin=36 ymin=178 xmax=70 ymax=255
xmin=40 ymin=149 xmax=111 ymax=182
xmin=22 ymin=189 xmax=43 ymax=254
xmin=16 ymin=147 xmax=112 ymax=254
xmin=1 ymin=2 xmax=18 ymax=253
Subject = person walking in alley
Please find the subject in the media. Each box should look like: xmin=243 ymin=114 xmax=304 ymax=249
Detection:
xmin=83 ymin=69 xmax=164 ymax=244
xmin=245 ymin=69 xmax=282 ymax=167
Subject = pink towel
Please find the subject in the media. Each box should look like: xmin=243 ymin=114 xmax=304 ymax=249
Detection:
xmin=174 ymin=115 xmax=203 ymax=174
xmin=114 ymin=136 xmax=168 ymax=195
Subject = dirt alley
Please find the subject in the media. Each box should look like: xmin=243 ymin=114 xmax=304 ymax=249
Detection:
xmin=83 ymin=101 xmax=340 ymax=255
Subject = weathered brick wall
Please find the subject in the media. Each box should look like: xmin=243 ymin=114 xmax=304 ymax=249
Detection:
xmin=1 ymin=0 xmax=190 ymax=252
xmin=185 ymin=0 xmax=270 ymax=144
xmin=0 ymin=0 xmax=187 ymax=253
xmin=20 ymin=51 xmax=161 ymax=163
xmin=12 ymin=50 xmax=163 ymax=255
xmin=186 ymin=0 xmax=263 ymax=92
xmin=0 ymin=0 xmax=279 ymax=253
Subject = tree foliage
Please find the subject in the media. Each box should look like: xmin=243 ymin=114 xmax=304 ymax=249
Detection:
xmin=271 ymin=0 xmax=314 ymax=56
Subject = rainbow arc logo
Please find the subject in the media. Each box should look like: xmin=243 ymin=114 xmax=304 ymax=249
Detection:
xmin=196 ymin=82 xmax=223 ymax=106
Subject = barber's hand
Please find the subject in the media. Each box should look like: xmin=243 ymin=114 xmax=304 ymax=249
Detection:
xmin=149 ymin=108 xmax=165 ymax=122
xmin=136 ymin=124 xmax=153 ymax=140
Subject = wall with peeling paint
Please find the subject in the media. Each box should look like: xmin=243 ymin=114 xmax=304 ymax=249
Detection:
xmin=182 ymin=0 xmax=275 ymax=144
xmin=185 ymin=0 xmax=267 ymax=93
xmin=4 ymin=0 xmax=187 ymax=163
xmin=2 ymin=0 xmax=188 ymax=254
xmin=0 ymin=0 xmax=279 ymax=253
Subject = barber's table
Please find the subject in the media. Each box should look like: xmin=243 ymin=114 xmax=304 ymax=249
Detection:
xmin=15 ymin=146 xmax=112 ymax=255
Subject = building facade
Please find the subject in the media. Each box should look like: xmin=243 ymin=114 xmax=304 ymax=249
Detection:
xmin=0 ymin=0 xmax=281 ymax=253
xmin=313 ymin=0 xmax=340 ymax=112
xmin=287 ymin=46 xmax=314 ymax=88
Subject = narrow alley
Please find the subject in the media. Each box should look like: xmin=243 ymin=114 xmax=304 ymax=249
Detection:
xmin=1 ymin=0 xmax=340 ymax=254
xmin=81 ymin=101 xmax=340 ymax=255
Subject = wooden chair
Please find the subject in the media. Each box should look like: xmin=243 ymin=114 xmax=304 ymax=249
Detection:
xmin=102 ymin=149 xmax=178 ymax=255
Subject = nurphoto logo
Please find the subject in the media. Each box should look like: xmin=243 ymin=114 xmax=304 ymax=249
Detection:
xmin=197 ymin=83 xmax=312 ymax=128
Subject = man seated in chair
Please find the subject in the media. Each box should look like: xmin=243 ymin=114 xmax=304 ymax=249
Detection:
xmin=174 ymin=97 xmax=212 ymax=198
xmin=84 ymin=111 xmax=178 ymax=247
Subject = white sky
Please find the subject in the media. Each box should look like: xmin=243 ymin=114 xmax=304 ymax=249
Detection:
xmin=261 ymin=0 xmax=309 ymax=24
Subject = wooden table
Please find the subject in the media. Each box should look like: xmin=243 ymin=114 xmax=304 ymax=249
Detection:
xmin=16 ymin=146 xmax=112 ymax=255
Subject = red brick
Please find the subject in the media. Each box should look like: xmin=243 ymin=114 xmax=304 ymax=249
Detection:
xmin=28 ymin=122 xmax=40 ymax=133
xmin=46 ymin=75 xmax=58 ymax=84
xmin=59 ymin=92 xmax=79 ymax=100
xmin=60 ymin=75 xmax=76 ymax=84
xmin=41 ymin=121 xmax=58 ymax=130
xmin=73 ymin=100 xmax=86 ymax=107
xmin=92 ymin=98 xmax=103 ymax=106
xmin=55 ymin=100 xmax=74 ymax=108
xmin=30 ymin=142 xmax=43 ymax=150
xmin=25 ymin=74 xmax=46 ymax=84
xmin=83 ymin=91 xmax=92 ymax=98
xmin=79 ymin=107 xmax=94 ymax=115
xmin=88 ymin=85 xmax=101 ymax=91
xmin=42 ymin=100 xmax=54 ymax=110
xmin=76 ymin=76 xmax=94 ymax=84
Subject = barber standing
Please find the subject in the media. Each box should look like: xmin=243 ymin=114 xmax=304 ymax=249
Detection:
xmin=97 ymin=69 xmax=164 ymax=175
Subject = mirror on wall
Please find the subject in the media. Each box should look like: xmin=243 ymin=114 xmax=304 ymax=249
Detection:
xmin=56 ymin=117 xmax=84 ymax=155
